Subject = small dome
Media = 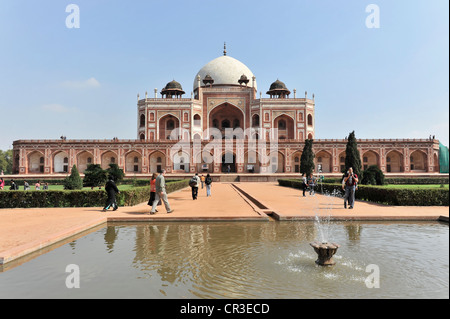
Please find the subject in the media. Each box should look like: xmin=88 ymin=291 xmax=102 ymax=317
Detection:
xmin=238 ymin=74 xmax=249 ymax=85
xmin=267 ymin=79 xmax=290 ymax=97
xmin=164 ymin=80 xmax=183 ymax=91
xmin=203 ymin=74 xmax=214 ymax=85
xmin=161 ymin=79 xmax=185 ymax=97
xmin=269 ymin=79 xmax=288 ymax=91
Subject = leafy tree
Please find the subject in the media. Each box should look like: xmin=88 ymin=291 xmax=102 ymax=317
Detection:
xmin=344 ymin=131 xmax=362 ymax=178
xmin=0 ymin=149 xmax=13 ymax=174
xmin=63 ymin=165 xmax=83 ymax=190
xmin=361 ymin=165 xmax=385 ymax=185
xmin=300 ymin=139 xmax=315 ymax=176
xmin=83 ymin=164 xmax=107 ymax=188
xmin=106 ymin=163 xmax=124 ymax=184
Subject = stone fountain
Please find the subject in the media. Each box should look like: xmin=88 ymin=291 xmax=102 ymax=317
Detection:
xmin=310 ymin=198 xmax=340 ymax=266
xmin=310 ymin=242 xmax=340 ymax=266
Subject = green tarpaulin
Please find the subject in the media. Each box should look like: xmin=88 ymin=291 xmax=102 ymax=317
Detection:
xmin=439 ymin=142 xmax=449 ymax=173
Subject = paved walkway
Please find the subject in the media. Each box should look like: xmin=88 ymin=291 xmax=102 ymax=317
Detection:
xmin=237 ymin=183 xmax=449 ymax=221
xmin=0 ymin=182 xmax=448 ymax=266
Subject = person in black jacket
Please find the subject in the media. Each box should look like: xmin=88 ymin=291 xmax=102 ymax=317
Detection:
xmin=10 ymin=179 xmax=18 ymax=191
xmin=205 ymin=173 xmax=212 ymax=197
xmin=102 ymin=176 xmax=120 ymax=212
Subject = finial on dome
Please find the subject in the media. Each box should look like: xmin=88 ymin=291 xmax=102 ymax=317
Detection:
xmin=223 ymin=42 xmax=227 ymax=56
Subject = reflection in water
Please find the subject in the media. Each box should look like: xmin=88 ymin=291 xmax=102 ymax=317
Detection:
xmin=96 ymin=222 xmax=323 ymax=298
xmin=345 ymin=223 xmax=363 ymax=241
xmin=0 ymin=221 xmax=448 ymax=299
xmin=97 ymin=222 xmax=448 ymax=298
xmin=104 ymin=226 xmax=119 ymax=253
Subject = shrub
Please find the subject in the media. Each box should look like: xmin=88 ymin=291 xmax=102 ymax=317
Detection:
xmin=361 ymin=165 xmax=385 ymax=185
xmin=106 ymin=164 xmax=124 ymax=184
xmin=83 ymin=164 xmax=107 ymax=188
xmin=0 ymin=179 xmax=189 ymax=208
xmin=278 ymin=179 xmax=449 ymax=206
xmin=384 ymin=177 xmax=449 ymax=185
xmin=63 ymin=165 xmax=83 ymax=190
xmin=320 ymin=176 xmax=449 ymax=185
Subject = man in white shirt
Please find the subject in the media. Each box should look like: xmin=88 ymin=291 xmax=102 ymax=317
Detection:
xmin=191 ymin=173 xmax=201 ymax=200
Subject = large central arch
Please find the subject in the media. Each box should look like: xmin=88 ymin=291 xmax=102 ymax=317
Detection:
xmin=209 ymin=103 xmax=245 ymax=137
xmin=221 ymin=151 xmax=236 ymax=173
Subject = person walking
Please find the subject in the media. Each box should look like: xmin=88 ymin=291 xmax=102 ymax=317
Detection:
xmin=150 ymin=169 xmax=174 ymax=214
xmin=301 ymin=173 xmax=308 ymax=197
xmin=0 ymin=178 xmax=4 ymax=190
xmin=205 ymin=173 xmax=212 ymax=197
xmin=343 ymin=167 xmax=358 ymax=209
xmin=308 ymin=174 xmax=316 ymax=195
xmin=102 ymin=176 xmax=120 ymax=212
xmin=190 ymin=173 xmax=201 ymax=200
xmin=147 ymin=173 xmax=161 ymax=212
xmin=200 ymin=174 xmax=205 ymax=189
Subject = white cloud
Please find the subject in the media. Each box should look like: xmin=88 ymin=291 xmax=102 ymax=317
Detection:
xmin=41 ymin=104 xmax=76 ymax=113
xmin=60 ymin=77 xmax=101 ymax=89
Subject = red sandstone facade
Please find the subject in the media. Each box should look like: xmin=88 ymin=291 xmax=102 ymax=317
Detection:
xmin=12 ymin=53 xmax=441 ymax=176
xmin=12 ymin=137 xmax=440 ymax=176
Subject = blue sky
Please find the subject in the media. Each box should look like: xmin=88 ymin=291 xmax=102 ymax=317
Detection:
xmin=0 ymin=0 xmax=448 ymax=150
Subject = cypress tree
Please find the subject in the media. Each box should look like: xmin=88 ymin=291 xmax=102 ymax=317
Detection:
xmin=63 ymin=165 xmax=83 ymax=190
xmin=344 ymin=131 xmax=362 ymax=178
xmin=300 ymin=139 xmax=315 ymax=176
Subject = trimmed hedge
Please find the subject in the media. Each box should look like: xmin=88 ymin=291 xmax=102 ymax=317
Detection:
xmin=382 ymin=177 xmax=449 ymax=185
xmin=0 ymin=179 xmax=189 ymax=209
xmin=278 ymin=179 xmax=449 ymax=206
xmin=322 ymin=176 xmax=449 ymax=185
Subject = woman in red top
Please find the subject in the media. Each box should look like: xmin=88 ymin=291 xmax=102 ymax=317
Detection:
xmin=147 ymin=173 xmax=159 ymax=211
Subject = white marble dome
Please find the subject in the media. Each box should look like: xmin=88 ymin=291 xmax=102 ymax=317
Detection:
xmin=193 ymin=55 xmax=257 ymax=91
